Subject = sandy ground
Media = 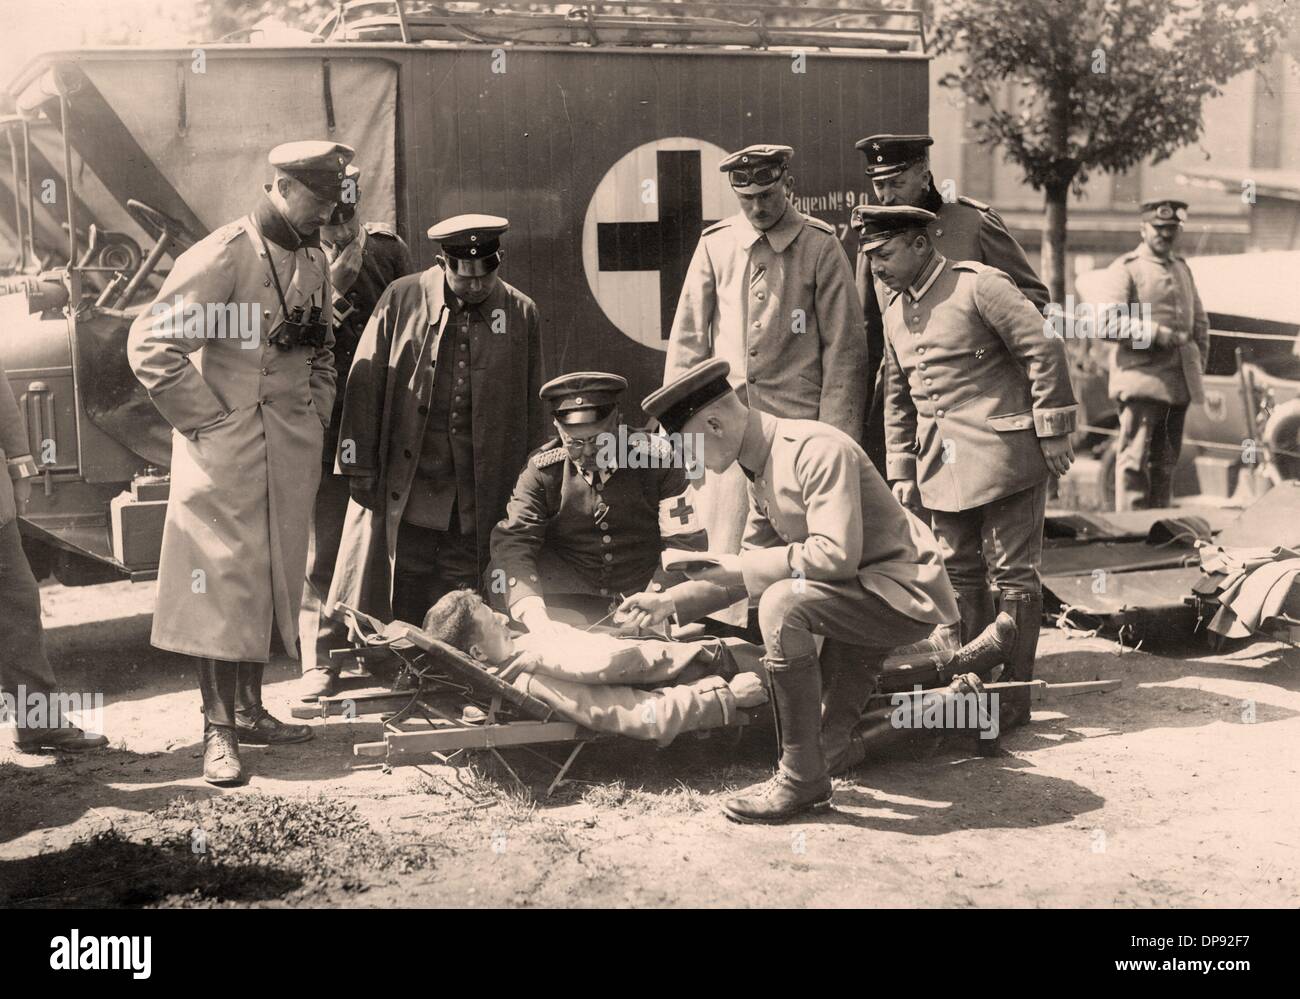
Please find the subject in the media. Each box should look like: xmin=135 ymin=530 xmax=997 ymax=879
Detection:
xmin=1 ymin=577 xmax=1297 ymax=909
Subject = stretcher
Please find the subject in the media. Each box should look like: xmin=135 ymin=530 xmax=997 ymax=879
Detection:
xmin=292 ymin=604 xmax=759 ymax=795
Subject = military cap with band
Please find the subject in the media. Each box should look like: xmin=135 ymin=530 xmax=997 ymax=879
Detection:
xmin=268 ymin=140 xmax=356 ymax=202
xmin=1140 ymin=199 xmax=1189 ymax=225
xmin=719 ymin=144 xmax=794 ymax=194
xmin=851 ymin=204 xmax=937 ymax=251
xmin=328 ymin=164 xmax=362 ymax=225
xmin=642 ymin=358 xmax=734 ymax=436
xmin=428 ymin=213 xmax=510 ymax=271
xmin=854 ymin=134 xmax=934 ymax=180
xmin=540 ymin=371 xmax=627 ymax=426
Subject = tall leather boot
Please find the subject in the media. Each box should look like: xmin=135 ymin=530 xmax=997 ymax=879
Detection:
xmin=820 ymin=642 xmax=883 ymax=777
xmin=197 ymin=657 xmax=242 ymax=786
xmin=998 ymin=590 xmax=1043 ymax=731
xmin=723 ymin=654 xmax=833 ymax=824
xmin=956 ymin=585 xmax=997 ymax=645
xmin=235 ymin=662 xmax=314 ymax=745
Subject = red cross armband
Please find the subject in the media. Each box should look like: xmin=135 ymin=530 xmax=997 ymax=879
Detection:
xmin=659 ymin=493 xmax=701 ymax=537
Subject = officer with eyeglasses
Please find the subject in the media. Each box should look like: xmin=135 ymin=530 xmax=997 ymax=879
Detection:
xmin=663 ymin=143 xmax=867 ymax=626
xmin=488 ymin=371 xmax=709 ymax=632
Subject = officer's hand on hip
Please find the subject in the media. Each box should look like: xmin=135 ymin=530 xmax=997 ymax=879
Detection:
xmin=1040 ymin=434 xmax=1075 ymax=478
xmin=892 ymin=479 xmax=923 ymax=515
xmin=615 ymin=591 xmax=675 ymax=631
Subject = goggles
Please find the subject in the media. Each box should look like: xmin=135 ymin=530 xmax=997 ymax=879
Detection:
xmin=728 ymin=163 xmax=785 ymax=190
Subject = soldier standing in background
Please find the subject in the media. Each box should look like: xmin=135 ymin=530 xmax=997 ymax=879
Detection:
xmin=664 ymin=143 xmax=867 ymax=625
xmin=298 ymin=166 xmax=413 ymax=702
xmin=1093 ymin=199 xmax=1209 ymax=511
xmin=852 ymin=135 xmax=1049 ymax=478
xmin=129 ymin=141 xmax=347 ymax=785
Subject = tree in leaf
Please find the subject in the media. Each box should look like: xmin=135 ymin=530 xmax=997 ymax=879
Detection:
xmin=933 ymin=0 xmax=1295 ymax=304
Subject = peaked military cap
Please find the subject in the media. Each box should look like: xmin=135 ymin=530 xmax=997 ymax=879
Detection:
xmin=328 ymin=164 xmax=362 ymax=225
xmin=268 ymin=140 xmax=356 ymax=201
xmin=719 ymin=144 xmax=794 ymax=194
xmin=854 ymin=134 xmax=934 ymax=180
xmin=541 ymin=371 xmax=627 ymax=426
xmin=428 ymin=214 xmax=510 ymax=266
xmin=1140 ymin=199 xmax=1189 ymax=225
xmin=851 ymin=204 xmax=937 ymax=251
xmin=642 ymin=358 xmax=733 ymax=436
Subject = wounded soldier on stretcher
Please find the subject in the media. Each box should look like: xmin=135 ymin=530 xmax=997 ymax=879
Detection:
xmin=422 ymin=589 xmax=768 ymax=745
xmin=420 ymin=589 xmax=1012 ymax=748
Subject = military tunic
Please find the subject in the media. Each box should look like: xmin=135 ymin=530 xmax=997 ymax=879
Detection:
xmin=857 ymin=186 xmax=1050 ymax=472
xmin=327 ymin=266 xmax=545 ymax=622
xmin=129 ymin=202 xmax=336 ymax=662
xmin=664 ymin=201 xmax=867 ymax=621
xmin=488 ymin=430 xmax=709 ymax=615
xmin=881 ymin=254 xmax=1076 ymax=595
xmin=669 ymin=411 xmax=958 ymax=665
xmin=1093 ymin=243 xmax=1209 ymax=509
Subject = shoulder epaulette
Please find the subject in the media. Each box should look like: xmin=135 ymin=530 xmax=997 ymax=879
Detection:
xmin=214 ymin=221 xmax=246 ymax=246
xmin=630 ymin=431 xmax=675 ymax=462
xmin=530 ymin=446 xmax=568 ymax=469
xmin=957 ymin=195 xmax=992 ymax=212
xmin=804 ymin=215 xmax=835 ymax=234
xmin=364 ymin=221 xmax=399 ymax=239
xmin=701 ymin=218 xmax=731 ymax=236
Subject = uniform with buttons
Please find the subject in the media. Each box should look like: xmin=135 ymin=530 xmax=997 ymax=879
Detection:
xmin=128 ymin=148 xmax=343 ymax=662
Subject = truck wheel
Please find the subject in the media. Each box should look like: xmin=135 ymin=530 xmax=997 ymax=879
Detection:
xmin=1263 ymin=399 xmax=1300 ymax=480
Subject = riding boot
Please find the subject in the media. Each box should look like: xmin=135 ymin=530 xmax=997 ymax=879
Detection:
xmin=997 ymin=591 xmax=1043 ymax=732
xmin=235 ymin=661 xmax=314 ymax=745
xmin=197 ymin=657 xmax=242 ymax=786
xmin=956 ymin=585 xmax=997 ymax=645
xmin=819 ymin=642 xmax=883 ymax=777
xmin=724 ymin=654 xmax=833 ymax=824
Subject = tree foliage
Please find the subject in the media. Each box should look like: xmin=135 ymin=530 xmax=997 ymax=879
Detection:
xmin=932 ymin=0 xmax=1295 ymax=196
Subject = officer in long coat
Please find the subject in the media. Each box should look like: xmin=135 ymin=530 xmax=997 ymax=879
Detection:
xmin=488 ymin=371 xmax=708 ymax=630
xmin=619 ymin=359 xmax=957 ymax=822
xmin=129 ymin=141 xmax=348 ymax=785
xmin=664 ymin=144 xmax=867 ymax=623
xmin=852 ymin=135 xmax=1050 ymax=478
xmin=860 ymin=206 xmax=1077 ymax=731
xmin=328 ymin=215 xmax=545 ymax=627
xmin=1092 ymin=199 xmax=1209 ymax=511
xmin=298 ymin=166 xmax=413 ymax=701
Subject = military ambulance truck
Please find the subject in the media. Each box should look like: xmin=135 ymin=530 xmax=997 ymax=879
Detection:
xmin=1 ymin=1 xmax=928 ymax=584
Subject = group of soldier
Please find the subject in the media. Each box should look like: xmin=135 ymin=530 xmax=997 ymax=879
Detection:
xmin=0 ymin=129 xmax=1210 ymax=824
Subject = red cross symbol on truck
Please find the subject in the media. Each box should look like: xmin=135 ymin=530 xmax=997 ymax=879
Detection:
xmin=669 ymin=495 xmax=694 ymax=525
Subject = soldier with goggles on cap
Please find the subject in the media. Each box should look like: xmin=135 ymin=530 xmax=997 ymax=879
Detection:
xmin=664 ymin=143 xmax=867 ymax=627
xmin=1089 ymin=198 xmax=1208 ymax=511
xmin=488 ymin=371 xmax=710 ymax=632
xmin=129 ymin=139 xmax=350 ymax=786
xmin=329 ymin=213 xmax=546 ymax=632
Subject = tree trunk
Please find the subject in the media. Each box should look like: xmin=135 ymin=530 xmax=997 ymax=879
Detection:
xmin=1041 ymin=180 xmax=1069 ymax=309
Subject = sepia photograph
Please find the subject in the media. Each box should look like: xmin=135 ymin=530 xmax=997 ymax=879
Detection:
xmin=0 ymin=0 xmax=1294 ymax=954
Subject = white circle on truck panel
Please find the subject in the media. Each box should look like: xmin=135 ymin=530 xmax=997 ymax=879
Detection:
xmin=582 ymin=137 xmax=737 ymax=351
